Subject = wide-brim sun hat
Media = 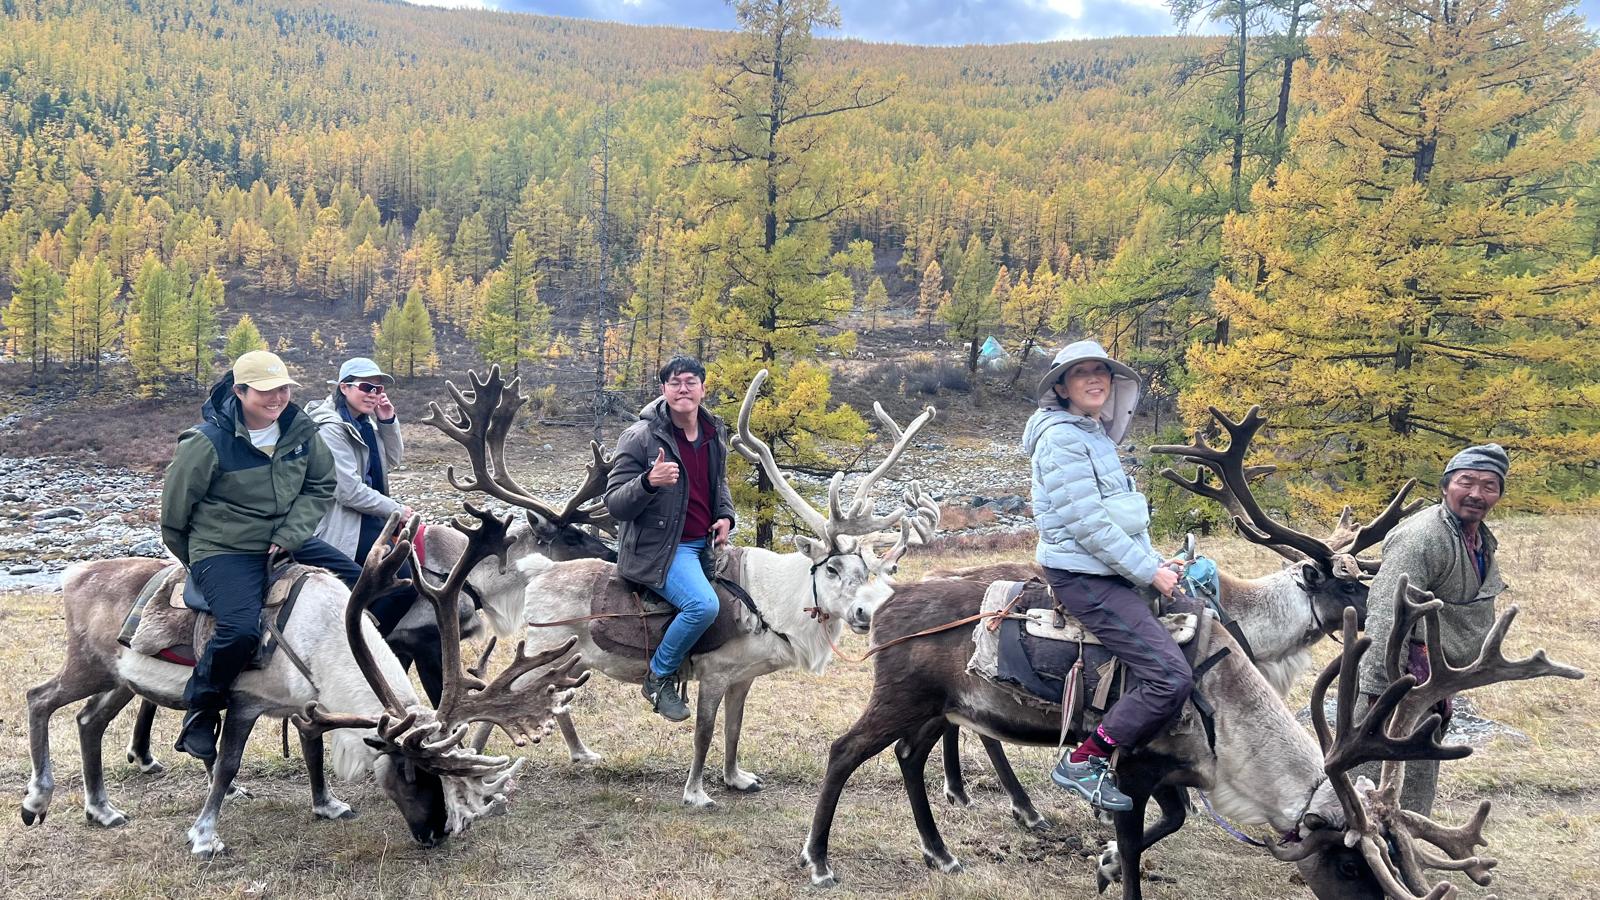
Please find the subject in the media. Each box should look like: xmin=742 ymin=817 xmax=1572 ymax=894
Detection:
xmin=331 ymin=356 xmax=395 ymax=387
xmin=1036 ymin=339 xmax=1140 ymax=402
xmin=232 ymin=350 xmax=300 ymax=391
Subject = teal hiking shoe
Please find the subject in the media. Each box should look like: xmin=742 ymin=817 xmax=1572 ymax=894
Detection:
xmin=1052 ymin=754 xmax=1133 ymax=812
xmin=642 ymin=671 xmax=690 ymax=722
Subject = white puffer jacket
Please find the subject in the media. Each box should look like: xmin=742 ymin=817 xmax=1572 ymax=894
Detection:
xmin=305 ymin=394 xmax=404 ymax=560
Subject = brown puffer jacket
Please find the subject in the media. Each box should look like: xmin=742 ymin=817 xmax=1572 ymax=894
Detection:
xmin=603 ymin=398 xmax=736 ymax=588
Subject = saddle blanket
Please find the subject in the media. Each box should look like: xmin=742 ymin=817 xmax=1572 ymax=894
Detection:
xmin=116 ymin=563 xmax=316 ymax=667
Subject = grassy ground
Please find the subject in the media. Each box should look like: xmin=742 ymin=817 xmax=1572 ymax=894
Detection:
xmin=2 ymin=517 xmax=1596 ymax=899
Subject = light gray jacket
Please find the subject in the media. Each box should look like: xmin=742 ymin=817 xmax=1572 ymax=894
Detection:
xmin=1022 ymin=406 xmax=1161 ymax=586
xmin=305 ymin=394 xmax=405 ymax=560
xmin=1357 ymin=503 xmax=1505 ymax=696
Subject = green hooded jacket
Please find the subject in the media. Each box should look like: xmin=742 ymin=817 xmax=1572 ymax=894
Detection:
xmin=160 ymin=373 xmax=336 ymax=565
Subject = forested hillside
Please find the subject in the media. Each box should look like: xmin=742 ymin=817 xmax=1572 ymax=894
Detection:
xmin=2 ymin=0 xmax=1596 ymax=514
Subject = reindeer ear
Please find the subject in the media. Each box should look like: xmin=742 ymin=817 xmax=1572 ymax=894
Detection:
xmin=791 ymin=534 xmax=830 ymax=562
xmin=1299 ymin=561 xmax=1327 ymax=589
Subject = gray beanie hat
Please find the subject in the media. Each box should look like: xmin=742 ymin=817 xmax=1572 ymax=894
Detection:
xmin=1443 ymin=443 xmax=1509 ymax=486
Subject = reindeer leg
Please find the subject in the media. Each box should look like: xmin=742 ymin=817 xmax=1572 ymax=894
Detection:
xmin=897 ymin=718 xmax=965 ymax=874
xmin=980 ymin=735 xmax=1050 ymax=831
xmin=125 ymin=698 xmax=165 ymax=774
xmin=720 ymin=678 xmax=761 ymax=792
xmin=683 ymin=678 xmax=725 ymax=809
xmin=78 ymin=686 xmax=137 ymax=827
xmin=1096 ymin=791 xmax=1153 ymax=900
xmin=187 ymin=707 xmax=260 ymax=859
xmin=1098 ymin=783 xmax=1185 ymax=894
xmin=802 ymin=701 xmax=932 ymax=888
xmin=23 ymin=667 xmax=110 ymax=826
xmin=300 ymin=730 xmax=356 ymax=821
xmin=940 ymin=726 xmax=971 ymax=807
xmin=556 ymin=709 xmax=603 ymax=764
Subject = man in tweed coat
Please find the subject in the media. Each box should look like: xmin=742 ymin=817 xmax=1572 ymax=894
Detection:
xmin=1357 ymin=444 xmax=1510 ymax=815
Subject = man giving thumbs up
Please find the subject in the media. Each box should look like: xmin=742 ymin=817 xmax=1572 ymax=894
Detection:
xmin=602 ymin=356 xmax=736 ymax=721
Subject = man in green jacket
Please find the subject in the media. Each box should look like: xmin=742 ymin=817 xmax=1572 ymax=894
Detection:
xmin=161 ymin=350 xmax=355 ymax=762
xmin=1357 ymin=444 xmax=1509 ymax=815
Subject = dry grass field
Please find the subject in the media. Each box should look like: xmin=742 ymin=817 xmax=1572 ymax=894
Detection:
xmin=2 ymin=516 xmax=1597 ymax=899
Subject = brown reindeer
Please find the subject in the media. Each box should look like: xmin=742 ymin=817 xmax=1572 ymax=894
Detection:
xmin=122 ymin=367 xmax=617 ymax=775
xmin=800 ymin=572 xmax=1581 ymax=899
xmin=938 ymin=406 xmax=1420 ymax=830
xmin=21 ymin=508 xmax=584 ymax=857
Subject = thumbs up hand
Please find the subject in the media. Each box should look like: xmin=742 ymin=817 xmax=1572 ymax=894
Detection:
xmin=647 ymin=447 xmax=680 ymax=488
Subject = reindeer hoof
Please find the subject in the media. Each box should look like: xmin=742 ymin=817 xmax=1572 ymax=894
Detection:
xmin=811 ymin=873 xmax=838 ymax=889
xmin=682 ymin=795 xmax=717 ymax=810
xmin=224 ymin=782 xmax=253 ymax=801
xmin=920 ymin=848 xmax=963 ymax=874
xmin=314 ymin=800 xmax=357 ymax=821
xmin=20 ymin=807 xmax=44 ymax=826
xmin=942 ymin=783 xmax=972 ymax=807
xmin=1011 ymin=807 xmax=1052 ymax=831
xmin=85 ymin=807 xmax=129 ymax=828
xmin=723 ymin=773 xmax=764 ymax=793
xmin=126 ymin=751 xmax=165 ymax=775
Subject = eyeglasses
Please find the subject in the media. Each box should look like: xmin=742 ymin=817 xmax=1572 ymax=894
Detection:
xmin=664 ymin=378 xmax=702 ymax=390
xmin=347 ymin=381 xmax=385 ymax=395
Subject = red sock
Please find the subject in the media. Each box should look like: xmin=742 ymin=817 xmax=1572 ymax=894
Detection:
xmin=1069 ymin=728 xmax=1115 ymax=763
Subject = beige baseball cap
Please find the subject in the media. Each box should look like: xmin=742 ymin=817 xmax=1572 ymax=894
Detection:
xmin=232 ymin=350 xmax=300 ymax=390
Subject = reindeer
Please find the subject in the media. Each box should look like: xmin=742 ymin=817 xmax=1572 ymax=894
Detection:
xmin=937 ymin=406 xmax=1421 ymax=828
xmin=801 ymin=566 xmax=1582 ymax=898
xmin=121 ymin=366 xmax=617 ymax=775
xmin=21 ymin=508 xmax=585 ymax=858
xmin=494 ymin=369 xmax=942 ymax=808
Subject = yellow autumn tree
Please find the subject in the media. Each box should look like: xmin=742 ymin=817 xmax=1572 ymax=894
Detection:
xmin=1187 ymin=0 xmax=1600 ymax=511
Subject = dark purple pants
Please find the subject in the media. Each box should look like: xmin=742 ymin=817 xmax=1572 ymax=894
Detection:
xmin=1043 ymin=567 xmax=1194 ymax=749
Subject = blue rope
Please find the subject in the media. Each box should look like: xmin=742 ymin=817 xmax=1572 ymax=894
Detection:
xmin=1197 ymin=789 xmax=1269 ymax=848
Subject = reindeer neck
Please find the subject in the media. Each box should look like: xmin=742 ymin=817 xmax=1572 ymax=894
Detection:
xmin=1198 ymin=648 xmax=1328 ymax=833
xmin=736 ymin=546 xmax=844 ymax=675
xmin=1216 ymin=569 xmax=1320 ymax=665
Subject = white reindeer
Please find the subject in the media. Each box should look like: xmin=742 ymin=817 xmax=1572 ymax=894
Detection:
xmin=482 ymin=369 xmax=941 ymax=808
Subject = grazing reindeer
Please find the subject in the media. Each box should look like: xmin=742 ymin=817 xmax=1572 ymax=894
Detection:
xmin=21 ymin=508 xmax=584 ymax=857
xmin=801 ymin=569 xmax=1581 ymax=899
xmin=500 ymin=369 xmax=942 ymax=808
xmin=938 ymin=406 xmax=1420 ymax=829
xmin=122 ymin=366 xmax=617 ymax=774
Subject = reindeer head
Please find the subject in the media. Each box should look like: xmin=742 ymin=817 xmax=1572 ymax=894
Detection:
xmin=732 ymin=369 xmax=941 ymax=634
xmin=1271 ymin=579 xmax=1582 ymax=898
xmin=293 ymin=509 xmax=589 ymax=847
xmin=1153 ymin=406 xmax=1422 ymax=635
xmin=424 ymin=367 xmax=618 ymax=566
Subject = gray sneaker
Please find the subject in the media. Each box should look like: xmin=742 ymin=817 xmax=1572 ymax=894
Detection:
xmin=642 ymin=672 xmax=690 ymax=722
xmin=1052 ymin=754 xmax=1133 ymax=812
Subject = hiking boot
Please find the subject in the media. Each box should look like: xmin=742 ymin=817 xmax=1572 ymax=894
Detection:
xmin=175 ymin=709 xmax=222 ymax=763
xmin=1052 ymin=754 xmax=1133 ymax=812
xmin=641 ymin=671 xmax=690 ymax=722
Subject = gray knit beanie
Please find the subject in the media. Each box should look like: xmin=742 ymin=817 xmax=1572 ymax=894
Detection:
xmin=1443 ymin=443 xmax=1509 ymax=487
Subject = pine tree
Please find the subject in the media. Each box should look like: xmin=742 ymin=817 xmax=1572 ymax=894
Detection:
xmin=862 ymin=276 xmax=889 ymax=332
xmin=127 ymin=254 xmax=185 ymax=390
xmin=4 ymin=253 xmax=63 ymax=377
xmin=918 ymin=259 xmax=943 ymax=331
xmin=375 ymin=283 xmax=438 ymax=379
xmin=940 ymin=235 xmax=1000 ymax=372
xmin=223 ymin=314 xmax=267 ymax=360
xmin=179 ymin=269 xmax=224 ymax=386
xmin=1189 ymin=0 xmax=1600 ymax=510
xmin=474 ymin=231 xmax=550 ymax=377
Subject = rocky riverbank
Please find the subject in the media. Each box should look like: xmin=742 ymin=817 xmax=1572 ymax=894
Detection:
xmin=0 ymin=422 xmax=1037 ymax=593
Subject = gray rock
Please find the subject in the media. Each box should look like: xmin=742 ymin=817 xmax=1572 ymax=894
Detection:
xmin=1 ymin=491 xmax=25 ymax=503
xmin=990 ymin=495 xmax=1028 ymax=514
xmin=128 ymin=538 xmax=166 ymax=558
xmin=7 ymin=563 xmax=42 ymax=575
xmin=33 ymin=506 xmax=85 ymax=521
xmin=97 ymin=514 xmax=126 ymax=527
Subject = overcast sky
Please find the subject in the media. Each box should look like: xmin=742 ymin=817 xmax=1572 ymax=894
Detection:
xmin=409 ymin=0 xmax=1600 ymax=43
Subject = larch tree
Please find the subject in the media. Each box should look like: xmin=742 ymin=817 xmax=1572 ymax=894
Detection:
xmin=222 ymin=314 xmax=267 ymax=360
xmin=862 ymin=276 xmax=889 ymax=332
xmin=452 ymin=212 xmax=494 ymax=281
xmin=1003 ymin=258 xmax=1057 ymax=385
xmin=475 ymin=231 xmax=550 ymax=377
xmin=375 ymin=283 xmax=438 ymax=379
xmin=940 ymin=234 xmax=1000 ymax=372
xmin=127 ymin=254 xmax=185 ymax=390
xmin=1189 ymin=0 xmax=1600 ymax=511
xmin=681 ymin=0 xmax=890 ymax=547
xmin=5 ymin=252 xmax=63 ymax=377
xmin=179 ymin=269 xmax=224 ymax=386
xmin=918 ymin=258 xmax=943 ymax=331
xmin=59 ymin=256 xmax=123 ymax=384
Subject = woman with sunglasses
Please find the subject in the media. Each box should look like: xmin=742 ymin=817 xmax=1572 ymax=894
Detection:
xmin=305 ymin=358 xmax=440 ymax=696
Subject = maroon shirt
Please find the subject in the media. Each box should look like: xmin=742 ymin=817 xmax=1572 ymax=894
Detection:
xmin=674 ymin=423 xmax=713 ymax=540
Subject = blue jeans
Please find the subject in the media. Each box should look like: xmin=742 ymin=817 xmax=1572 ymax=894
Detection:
xmin=650 ymin=539 xmax=719 ymax=678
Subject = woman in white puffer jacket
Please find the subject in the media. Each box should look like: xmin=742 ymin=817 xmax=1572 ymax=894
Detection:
xmin=1022 ymin=339 xmax=1190 ymax=813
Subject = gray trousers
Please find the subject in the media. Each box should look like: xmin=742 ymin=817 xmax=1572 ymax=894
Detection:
xmin=1354 ymin=695 xmax=1443 ymax=817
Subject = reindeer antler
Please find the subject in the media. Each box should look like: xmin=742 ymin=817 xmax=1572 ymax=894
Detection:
xmin=1153 ymin=406 xmax=1420 ymax=571
xmin=423 ymin=367 xmax=616 ymax=534
xmin=1307 ymin=578 xmax=1585 ymax=898
xmin=732 ymin=368 xmax=937 ymax=550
